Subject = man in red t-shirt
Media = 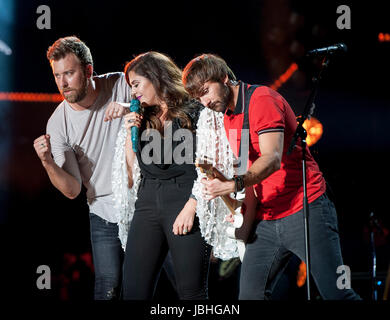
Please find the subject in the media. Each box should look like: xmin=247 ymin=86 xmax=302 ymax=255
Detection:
xmin=183 ymin=54 xmax=360 ymax=300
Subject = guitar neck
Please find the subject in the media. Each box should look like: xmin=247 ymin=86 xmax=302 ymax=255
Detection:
xmin=204 ymin=168 xmax=239 ymax=214
xmin=221 ymin=195 xmax=238 ymax=214
xmin=210 ymin=167 xmax=228 ymax=182
xmin=196 ymin=161 xmax=241 ymax=214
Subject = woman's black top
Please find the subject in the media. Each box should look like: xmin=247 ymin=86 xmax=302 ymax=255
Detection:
xmin=135 ymin=100 xmax=203 ymax=181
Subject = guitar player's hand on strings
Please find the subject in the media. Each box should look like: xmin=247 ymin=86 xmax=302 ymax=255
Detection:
xmin=201 ymin=177 xmax=235 ymax=200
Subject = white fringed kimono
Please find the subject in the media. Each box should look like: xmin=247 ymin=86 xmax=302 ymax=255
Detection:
xmin=111 ymin=123 xmax=141 ymax=251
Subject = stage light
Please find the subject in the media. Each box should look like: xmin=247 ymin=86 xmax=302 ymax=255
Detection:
xmin=0 ymin=0 xmax=15 ymax=223
xmin=302 ymin=116 xmax=323 ymax=147
xmin=297 ymin=261 xmax=306 ymax=287
xmin=270 ymin=62 xmax=298 ymax=91
xmin=0 ymin=0 xmax=14 ymax=89
xmin=378 ymin=33 xmax=390 ymax=42
xmin=0 ymin=92 xmax=63 ymax=102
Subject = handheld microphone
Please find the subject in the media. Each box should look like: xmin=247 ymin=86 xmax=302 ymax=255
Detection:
xmin=306 ymin=43 xmax=347 ymax=56
xmin=129 ymin=99 xmax=141 ymax=153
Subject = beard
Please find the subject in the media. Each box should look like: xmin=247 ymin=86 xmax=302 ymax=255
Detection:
xmin=209 ymin=82 xmax=233 ymax=113
xmin=61 ymin=74 xmax=88 ymax=103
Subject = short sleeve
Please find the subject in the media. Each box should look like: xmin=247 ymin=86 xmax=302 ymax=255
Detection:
xmin=249 ymin=93 xmax=285 ymax=135
xmin=46 ymin=117 xmax=82 ymax=186
xmin=116 ymin=72 xmax=132 ymax=103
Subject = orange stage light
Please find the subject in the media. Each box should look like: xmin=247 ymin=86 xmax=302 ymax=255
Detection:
xmin=270 ymin=63 xmax=298 ymax=91
xmin=378 ymin=33 xmax=390 ymax=42
xmin=0 ymin=92 xmax=63 ymax=103
xmin=302 ymin=116 xmax=323 ymax=147
xmin=297 ymin=261 xmax=307 ymax=287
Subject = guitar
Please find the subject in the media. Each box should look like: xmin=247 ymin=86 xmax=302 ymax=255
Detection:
xmin=196 ymin=159 xmax=258 ymax=261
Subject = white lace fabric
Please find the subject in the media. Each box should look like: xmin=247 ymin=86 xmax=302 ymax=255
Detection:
xmin=112 ymin=122 xmax=141 ymax=250
xmin=192 ymin=108 xmax=240 ymax=260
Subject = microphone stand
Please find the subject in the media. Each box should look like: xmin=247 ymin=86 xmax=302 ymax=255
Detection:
xmin=287 ymin=55 xmax=331 ymax=300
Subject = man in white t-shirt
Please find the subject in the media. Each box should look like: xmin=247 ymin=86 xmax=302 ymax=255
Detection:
xmin=33 ymin=36 xmax=130 ymax=299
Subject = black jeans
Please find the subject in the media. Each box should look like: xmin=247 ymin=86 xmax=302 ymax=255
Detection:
xmin=122 ymin=177 xmax=211 ymax=300
xmin=239 ymin=193 xmax=361 ymax=300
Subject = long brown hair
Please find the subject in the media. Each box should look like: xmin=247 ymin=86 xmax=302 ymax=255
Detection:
xmin=124 ymin=51 xmax=193 ymax=132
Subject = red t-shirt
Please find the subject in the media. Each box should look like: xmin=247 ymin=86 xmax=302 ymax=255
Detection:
xmin=224 ymin=83 xmax=326 ymax=220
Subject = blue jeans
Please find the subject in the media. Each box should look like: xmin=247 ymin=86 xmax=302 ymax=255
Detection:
xmin=89 ymin=212 xmax=124 ymax=300
xmin=239 ymin=193 xmax=361 ymax=300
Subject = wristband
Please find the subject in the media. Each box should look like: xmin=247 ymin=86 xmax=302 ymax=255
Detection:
xmin=233 ymin=175 xmax=245 ymax=193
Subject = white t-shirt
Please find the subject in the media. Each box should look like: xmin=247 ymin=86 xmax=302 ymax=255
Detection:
xmin=46 ymin=72 xmax=131 ymax=222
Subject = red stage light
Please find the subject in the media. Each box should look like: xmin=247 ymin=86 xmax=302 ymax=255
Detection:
xmin=0 ymin=92 xmax=63 ymax=102
xmin=378 ymin=33 xmax=390 ymax=42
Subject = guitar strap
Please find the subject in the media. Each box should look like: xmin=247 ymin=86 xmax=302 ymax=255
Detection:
xmin=236 ymin=82 xmax=260 ymax=175
xmin=236 ymin=82 xmax=262 ymax=244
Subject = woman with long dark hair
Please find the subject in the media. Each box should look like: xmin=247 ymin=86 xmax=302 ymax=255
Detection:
xmin=116 ymin=52 xmax=211 ymax=300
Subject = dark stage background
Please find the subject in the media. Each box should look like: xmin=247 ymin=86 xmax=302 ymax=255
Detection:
xmin=0 ymin=0 xmax=389 ymax=302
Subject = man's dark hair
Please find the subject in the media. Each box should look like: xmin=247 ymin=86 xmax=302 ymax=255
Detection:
xmin=182 ymin=54 xmax=236 ymax=98
xmin=46 ymin=36 xmax=93 ymax=68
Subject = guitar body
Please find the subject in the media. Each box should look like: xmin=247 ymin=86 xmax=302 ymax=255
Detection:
xmin=196 ymin=160 xmax=258 ymax=261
